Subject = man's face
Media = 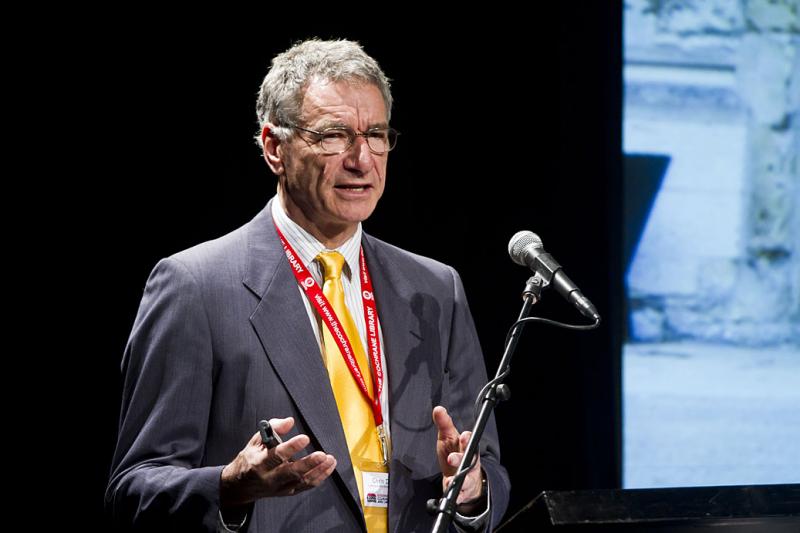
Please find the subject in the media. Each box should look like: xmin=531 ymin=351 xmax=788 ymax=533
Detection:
xmin=275 ymin=79 xmax=388 ymax=239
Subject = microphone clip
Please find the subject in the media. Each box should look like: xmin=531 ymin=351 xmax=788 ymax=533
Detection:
xmin=522 ymin=273 xmax=548 ymax=303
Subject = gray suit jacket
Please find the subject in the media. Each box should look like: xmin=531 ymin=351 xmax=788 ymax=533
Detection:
xmin=106 ymin=203 xmax=510 ymax=532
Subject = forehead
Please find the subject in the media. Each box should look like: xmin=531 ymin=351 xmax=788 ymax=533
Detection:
xmin=300 ymin=79 xmax=387 ymax=128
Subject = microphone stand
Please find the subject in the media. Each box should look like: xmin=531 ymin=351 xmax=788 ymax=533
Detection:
xmin=429 ymin=275 xmax=545 ymax=533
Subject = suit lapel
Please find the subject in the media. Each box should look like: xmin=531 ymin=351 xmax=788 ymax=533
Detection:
xmin=243 ymin=203 xmax=363 ymax=518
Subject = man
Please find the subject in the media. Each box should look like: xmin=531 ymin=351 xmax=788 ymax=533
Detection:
xmin=106 ymin=38 xmax=510 ymax=532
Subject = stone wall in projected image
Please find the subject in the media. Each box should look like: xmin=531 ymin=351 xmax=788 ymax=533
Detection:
xmin=624 ymin=0 xmax=799 ymax=346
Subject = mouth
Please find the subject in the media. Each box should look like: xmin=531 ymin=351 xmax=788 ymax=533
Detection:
xmin=334 ymin=183 xmax=372 ymax=193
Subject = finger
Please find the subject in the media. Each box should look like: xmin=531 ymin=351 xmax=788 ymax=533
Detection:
xmin=432 ymin=406 xmax=460 ymax=446
xmin=270 ymin=452 xmax=331 ymax=492
xmin=247 ymin=431 xmax=263 ymax=447
xmin=446 ymin=451 xmax=481 ymax=470
xmin=269 ymin=416 xmax=295 ymax=436
xmin=434 ymin=407 xmax=460 ymax=476
xmin=295 ymin=453 xmax=337 ymax=488
xmin=455 ymin=430 xmax=481 ymax=472
xmin=447 ymin=451 xmax=463 ymax=468
xmin=459 ymin=431 xmax=472 ymax=452
xmin=247 ymin=431 xmax=273 ymax=464
xmin=273 ymin=434 xmax=310 ymax=461
xmin=289 ymin=451 xmax=332 ymax=475
xmin=442 ymin=474 xmax=452 ymax=490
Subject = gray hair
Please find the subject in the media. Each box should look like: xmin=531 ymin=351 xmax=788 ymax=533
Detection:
xmin=255 ymin=38 xmax=393 ymax=148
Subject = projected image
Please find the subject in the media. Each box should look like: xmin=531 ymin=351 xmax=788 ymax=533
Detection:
xmin=623 ymin=0 xmax=799 ymax=488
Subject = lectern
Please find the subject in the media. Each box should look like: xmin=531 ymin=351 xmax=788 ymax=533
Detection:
xmin=497 ymin=484 xmax=800 ymax=532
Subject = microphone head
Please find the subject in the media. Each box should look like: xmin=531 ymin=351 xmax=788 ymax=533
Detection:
xmin=508 ymin=230 xmax=543 ymax=266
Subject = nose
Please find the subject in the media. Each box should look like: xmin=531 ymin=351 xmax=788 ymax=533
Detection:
xmin=343 ymin=135 xmax=375 ymax=174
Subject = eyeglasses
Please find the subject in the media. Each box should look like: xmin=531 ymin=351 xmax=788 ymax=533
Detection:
xmin=289 ymin=124 xmax=399 ymax=155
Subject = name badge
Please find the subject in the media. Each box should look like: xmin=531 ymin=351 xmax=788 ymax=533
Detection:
xmin=362 ymin=471 xmax=389 ymax=508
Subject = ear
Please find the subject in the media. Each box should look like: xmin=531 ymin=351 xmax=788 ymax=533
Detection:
xmin=262 ymin=125 xmax=285 ymax=176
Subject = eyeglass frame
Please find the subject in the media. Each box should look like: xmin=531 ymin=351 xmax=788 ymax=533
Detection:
xmin=286 ymin=123 xmax=400 ymax=155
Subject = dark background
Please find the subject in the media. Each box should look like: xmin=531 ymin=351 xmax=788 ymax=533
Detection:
xmin=60 ymin=4 xmax=622 ymax=527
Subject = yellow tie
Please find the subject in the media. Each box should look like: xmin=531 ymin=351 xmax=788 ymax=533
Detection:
xmin=316 ymin=251 xmax=388 ymax=533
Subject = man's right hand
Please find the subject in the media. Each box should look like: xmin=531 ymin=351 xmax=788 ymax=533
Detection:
xmin=220 ymin=417 xmax=337 ymax=507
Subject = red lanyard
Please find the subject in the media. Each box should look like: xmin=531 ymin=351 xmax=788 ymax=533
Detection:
xmin=275 ymin=225 xmax=384 ymax=426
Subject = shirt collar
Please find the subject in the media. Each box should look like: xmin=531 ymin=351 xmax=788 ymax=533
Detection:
xmin=271 ymin=193 xmax=362 ymax=279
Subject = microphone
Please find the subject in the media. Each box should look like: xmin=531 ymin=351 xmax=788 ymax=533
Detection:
xmin=508 ymin=231 xmax=600 ymax=321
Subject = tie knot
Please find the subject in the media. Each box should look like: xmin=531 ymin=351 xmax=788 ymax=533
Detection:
xmin=317 ymin=251 xmax=346 ymax=281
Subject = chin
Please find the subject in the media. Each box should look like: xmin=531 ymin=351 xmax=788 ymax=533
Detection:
xmin=334 ymin=202 xmax=379 ymax=223
xmin=334 ymin=211 xmax=374 ymax=225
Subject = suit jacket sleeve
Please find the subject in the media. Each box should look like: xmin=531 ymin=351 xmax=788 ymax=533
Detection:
xmin=443 ymin=266 xmax=511 ymax=529
xmin=105 ymin=257 xmax=223 ymax=531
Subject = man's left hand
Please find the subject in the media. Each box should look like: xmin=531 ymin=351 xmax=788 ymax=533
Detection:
xmin=432 ymin=406 xmax=487 ymax=516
